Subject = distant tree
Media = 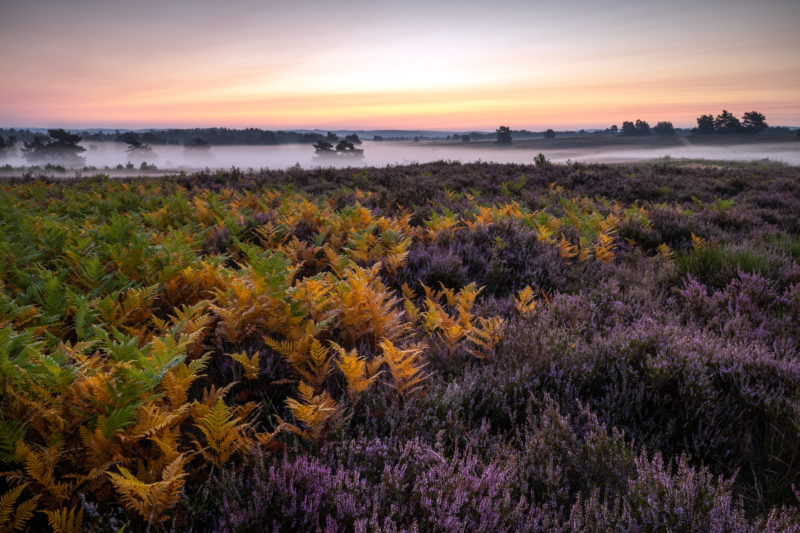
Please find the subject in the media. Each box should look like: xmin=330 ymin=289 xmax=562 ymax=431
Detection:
xmin=620 ymin=121 xmax=637 ymax=137
xmin=741 ymin=111 xmax=767 ymax=134
xmin=0 ymin=134 xmax=16 ymax=157
xmin=635 ymin=120 xmax=651 ymax=136
xmin=495 ymin=125 xmax=512 ymax=145
xmin=714 ymin=110 xmax=742 ymax=133
xmin=695 ymin=114 xmax=715 ymax=134
xmin=344 ymin=133 xmax=362 ymax=145
xmin=313 ymin=140 xmax=334 ymax=153
xmin=461 ymin=134 xmax=471 ymax=143
xmin=533 ymin=152 xmax=552 ymax=168
xmin=653 ymin=121 xmax=676 ymax=136
xmin=607 ymin=124 xmax=619 ymax=135
xmin=543 ymin=129 xmax=556 ymax=139
xmin=22 ymin=129 xmax=86 ymax=165
xmin=119 ymin=132 xmax=152 ymax=153
xmin=326 ymin=132 xmax=339 ymax=143
xmin=184 ymin=137 xmax=210 ymax=150
xmin=797 ymin=129 xmax=800 ymax=140
xmin=336 ymin=140 xmax=355 ymax=152
xmin=373 ymin=135 xmax=384 ymax=142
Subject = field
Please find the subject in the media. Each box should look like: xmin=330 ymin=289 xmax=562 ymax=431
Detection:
xmin=1 ymin=161 xmax=800 ymax=531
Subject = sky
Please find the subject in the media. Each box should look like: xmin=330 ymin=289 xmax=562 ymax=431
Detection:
xmin=1 ymin=0 xmax=799 ymax=130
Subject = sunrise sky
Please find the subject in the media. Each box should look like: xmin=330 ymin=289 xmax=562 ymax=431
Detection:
xmin=1 ymin=0 xmax=798 ymax=130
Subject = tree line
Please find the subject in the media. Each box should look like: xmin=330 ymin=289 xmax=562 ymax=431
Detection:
xmin=493 ymin=110 xmax=779 ymax=144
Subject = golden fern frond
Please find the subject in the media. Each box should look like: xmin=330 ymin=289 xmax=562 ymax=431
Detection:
xmin=0 ymin=484 xmax=39 ymax=532
xmin=380 ymin=339 xmax=429 ymax=399
xmin=599 ymin=212 xmax=620 ymax=234
xmin=514 ymin=285 xmax=537 ymax=318
xmin=594 ymin=233 xmax=615 ymax=263
xmin=108 ymin=454 xmax=187 ymax=524
xmin=557 ymin=234 xmax=578 ymax=259
xmin=192 ymin=399 xmax=251 ymax=469
xmin=44 ymin=506 xmax=83 ymax=533
xmin=401 ymin=283 xmax=417 ymax=301
xmin=419 ymin=282 xmax=440 ymax=304
xmin=126 ymin=401 xmax=188 ymax=440
xmin=578 ymin=236 xmax=592 ymax=262
xmin=454 ymin=282 xmax=482 ymax=322
xmin=467 ymin=317 xmax=506 ymax=360
xmin=438 ymin=324 xmax=466 ymax=355
xmin=227 ymin=351 xmax=260 ymax=381
xmin=657 ymin=242 xmax=674 ymax=259
xmin=691 ymin=232 xmax=705 ymax=251
xmin=160 ymin=355 xmax=209 ymax=409
xmin=305 ymin=339 xmax=333 ymax=389
xmin=16 ymin=441 xmax=72 ymax=504
xmin=189 ymin=383 xmax=236 ymax=421
xmin=283 ymin=382 xmax=341 ymax=443
xmin=332 ymin=342 xmax=380 ymax=402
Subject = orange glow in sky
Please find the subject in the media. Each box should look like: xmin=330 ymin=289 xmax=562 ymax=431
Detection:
xmin=1 ymin=0 xmax=799 ymax=130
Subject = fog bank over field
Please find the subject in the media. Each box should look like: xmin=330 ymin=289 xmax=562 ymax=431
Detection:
xmin=3 ymin=140 xmax=800 ymax=170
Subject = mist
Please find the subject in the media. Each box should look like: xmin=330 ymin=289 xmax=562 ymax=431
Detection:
xmin=2 ymin=140 xmax=799 ymax=172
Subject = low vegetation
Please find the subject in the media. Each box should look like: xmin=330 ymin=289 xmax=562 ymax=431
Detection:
xmin=1 ymin=160 xmax=799 ymax=531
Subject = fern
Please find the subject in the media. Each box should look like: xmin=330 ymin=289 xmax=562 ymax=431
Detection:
xmin=332 ymin=342 xmax=380 ymax=402
xmin=467 ymin=317 xmax=506 ymax=360
xmin=282 ymin=382 xmax=341 ymax=444
xmin=379 ymin=339 xmax=429 ymax=399
xmin=192 ymin=399 xmax=252 ymax=469
xmin=514 ymin=285 xmax=537 ymax=318
xmin=108 ymin=453 xmax=187 ymax=525
xmin=44 ymin=505 xmax=83 ymax=533
xmin=227 ymin=351 xmax=260 ymax=381
xmin=0 ymin=483 xmax=39 ymax=532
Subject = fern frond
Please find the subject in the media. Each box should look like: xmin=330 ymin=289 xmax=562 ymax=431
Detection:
xmin=227 ymin=351 xmax=260 ymax=381
xmin=514 ymin=285 xmax=537 ymax=318
xmin=192 ymin=399 xmax=251 ymax=468
xmin=379 ymin=339 xmax=429 ymax=399
xmin=657 ymin=242 xmax=674 ymax=259
xmin=332 ymin=342 xmax=379 ymax=402
xmin=1 ymin=484 xmax=39 ymax=532
xmin=44 ymin=505 xmax=83 ymax=533
xmin=467 ymin=317 xmax=506 ymax=360
xmin=283 ymin=382 xmax=341 ymax=444
xmin=108 ymin=453 xmax=187 ymax=524
xmin=557 ymin=234 xmax=578 ymax=259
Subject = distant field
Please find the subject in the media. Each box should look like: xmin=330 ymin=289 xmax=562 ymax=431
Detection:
xmin=2 ymin=161 xmax=800 ymax=531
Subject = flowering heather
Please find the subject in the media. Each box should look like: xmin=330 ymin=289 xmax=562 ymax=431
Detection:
xmin=0 ymin=161 xmax=799 ymax=531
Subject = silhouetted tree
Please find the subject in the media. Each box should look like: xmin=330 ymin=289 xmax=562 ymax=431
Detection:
xmin=184 ymin=138 xmax=211 ymax=152
xmin=0 ymin=135 xmax=16 ymax=157
xmin=741 ymin=111 xmax=767 ymax=134
xmin=461 ymin=134 xmax=471 ymax=143
xmin=22 ymin=129 xmax=86 ymax=165
xmin=543 ymin=129 xmax=556 ymax=139
xmin=373 ymin=135 xmax=384 ymax=142
xmin=607 ymin=124 xmax=619 ymax=135
xmin=635 ymin=120 xmax=651 ymax=136
xmin=335 ymin=140 xmax=355 ymax=152
xmin=653 ymin=121 xmax=676 ymax=136
xmin=714 ymin=110 xmax=741 ymax=133
xmin=620 ymin=121 xmax=637 ymax=136
xmin=696 ymin=114 xmax=715 ymax=134
xmin=119 ymin=132 xmax=152 ymax=153
xmin=495 ymin=126 xmax=512 ymax=145
xmin=326 ymin=132 xmax=339 ymax=143
xmin=344 ymin=133 xmax=362 ymax=145
xmin=313 ymin=140 xmax=334 ymax=153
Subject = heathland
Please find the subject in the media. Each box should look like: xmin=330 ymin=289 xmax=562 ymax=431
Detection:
xmin=1 ymin=161 xmax=799 ymax=531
